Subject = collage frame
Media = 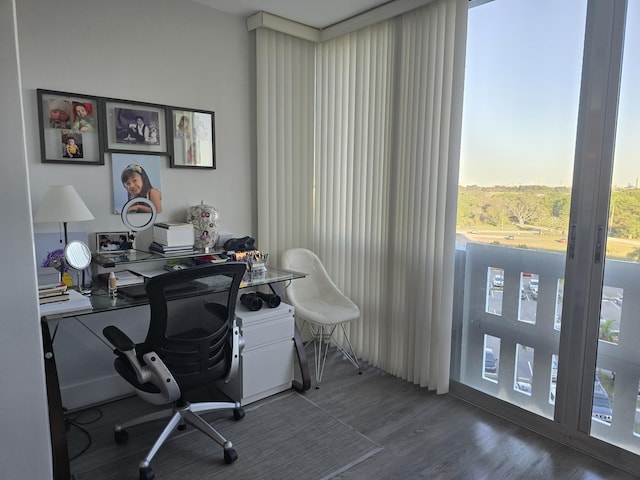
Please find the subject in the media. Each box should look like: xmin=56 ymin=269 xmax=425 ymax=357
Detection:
xmin=37 ymin=89 xmax=104 ymax=165
xmin=36 ymin=90 xmax=217 ymax=170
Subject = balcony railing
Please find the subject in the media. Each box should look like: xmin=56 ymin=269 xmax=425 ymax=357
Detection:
xmin=452 ymin=242 xmax=640 ymax=455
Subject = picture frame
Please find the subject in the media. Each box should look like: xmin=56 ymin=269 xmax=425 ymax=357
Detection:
xmin=111 ymin=153 xmax=163 ymax=215
xmin=103 ymin=98 xmax=168 ymax=155
xmin=169 ymin=107 xmax=215 ymax=169
xmin=37 ymin=89 xmax=104 ymax=165
xmin=95 ymin=231 xmax=133 ymax=252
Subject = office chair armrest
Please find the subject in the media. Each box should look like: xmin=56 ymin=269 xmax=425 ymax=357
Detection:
xmin=224 ymin=319 xmax=244 ymax=383
xmin=103 ymin=325 xmax=135 ymax=352
xmin=139 ymin=351 xmax=181 ymax=404
xmin=103 ymin=325 xmax=157 ymax=388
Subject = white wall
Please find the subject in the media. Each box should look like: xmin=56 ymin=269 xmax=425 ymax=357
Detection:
xmin=0 ymin=0 xmax=257 ymax=477
xmin=0 ymin=1 xmax=53 ymax=478
xmin=19 ymin=0 xmax=257 ymax=239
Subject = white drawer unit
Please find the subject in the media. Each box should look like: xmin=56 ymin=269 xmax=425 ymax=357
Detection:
xmin=218 ymin=300 xmax=295 ymax=405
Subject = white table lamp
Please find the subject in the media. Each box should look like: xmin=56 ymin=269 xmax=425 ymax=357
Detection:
xmin=33 ymin=185 xmax=94 ymax=244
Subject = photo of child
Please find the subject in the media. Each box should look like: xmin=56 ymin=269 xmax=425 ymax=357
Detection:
xmin=121 ymin=164 xmax=162 ymax=213
xmin=115 ymin=108 xmax=160 ymax=145
xmin=72 ymin=102 xmax=95 ymax=132
xmin=111 ymin=153 xmax=163 ymax=214
xmin=175 ymin=113 xmax=192 ymax=139
xmin=48 ymin=98 xmax=71 ymax=129
xmin=62 ymin=132 xmax=83 ymax=158
xmin=38 ymin=90 xmax=102 ymax=164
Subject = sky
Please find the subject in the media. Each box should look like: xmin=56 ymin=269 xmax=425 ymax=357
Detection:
xmin=459 ymin=0 xmax=639 ymax=187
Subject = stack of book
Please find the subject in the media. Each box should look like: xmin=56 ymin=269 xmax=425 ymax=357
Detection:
xmin=40 ymin=289 xmax=93 ymax=316
xmin=38 ymin=283 xmax=69 ymax=305
xmin=149 ymin=241 xmax=196 ymax=255
xmin=150 ymin=222 xmax=195 ymax=255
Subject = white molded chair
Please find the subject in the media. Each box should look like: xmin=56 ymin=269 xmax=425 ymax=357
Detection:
xmin=282 ymin=248 xmax=361 ymax=388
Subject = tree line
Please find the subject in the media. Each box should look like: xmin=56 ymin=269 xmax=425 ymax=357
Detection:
xmin=457 ymin=185 xmax=640 ymax=239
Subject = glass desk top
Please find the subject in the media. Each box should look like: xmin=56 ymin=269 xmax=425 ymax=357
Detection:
xmin=42 ymin=265 xmax=305 ymax=318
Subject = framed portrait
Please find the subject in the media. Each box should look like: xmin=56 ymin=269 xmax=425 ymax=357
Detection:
xmin=111 ymin=153 xmax=163 ymax=215
xmin=169 ymin=107 xmax=215 ymax=169
xmin=37 ymin=89 xmax=103 ymax=165
xmin=103 ymin=98 xmax=168 ymax=155
xmin=95 ymin=231 xmax=133 ymax=252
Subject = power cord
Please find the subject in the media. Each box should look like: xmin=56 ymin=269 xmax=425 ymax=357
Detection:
xmin=65 ymin=407 xmax=103 ymax=461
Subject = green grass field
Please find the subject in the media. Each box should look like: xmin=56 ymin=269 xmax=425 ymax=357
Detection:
xmin=458 ymin=228 xmax=639 ymax=261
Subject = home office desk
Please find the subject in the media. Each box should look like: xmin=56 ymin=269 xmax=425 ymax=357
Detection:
xmin=41 ymin=264 xmax=310 ymax=480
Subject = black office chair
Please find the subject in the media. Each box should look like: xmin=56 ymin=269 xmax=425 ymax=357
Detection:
xmin=103 ymin=262 xmax=247 ymax=480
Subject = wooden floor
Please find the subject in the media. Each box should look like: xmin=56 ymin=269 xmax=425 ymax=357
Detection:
xmin=69 ymin=347 xmax=638 ymax=479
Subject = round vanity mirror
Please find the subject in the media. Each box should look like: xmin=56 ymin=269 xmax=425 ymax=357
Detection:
xmin=64 ymin=240 xmax=92 ymax=270
xmin=121 ymin=197 xmax=157 ymax=232
xmin=64 ymin=240 xmax=92 ymax=293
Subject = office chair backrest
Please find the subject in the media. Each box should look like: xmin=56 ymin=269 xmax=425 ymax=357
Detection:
xmin=142 ymin=262 xmax=246 ymax=392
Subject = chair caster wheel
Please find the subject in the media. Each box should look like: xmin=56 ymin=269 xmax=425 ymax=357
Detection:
xmin=224 ymin=448 xmax=238 ymax=464
xmin=139 ymin=466 xmax=155 ymax=480
xmin=233 ymin=407 xmax=245 ymax=420
xmin=114 ymin=429 xmax=129 ymax=444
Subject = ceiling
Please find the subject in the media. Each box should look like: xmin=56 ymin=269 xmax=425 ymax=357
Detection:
xmin=191 ymin=0 xmax=393 ymax=29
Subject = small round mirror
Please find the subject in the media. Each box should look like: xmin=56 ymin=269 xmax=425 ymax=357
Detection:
xmin=64 ymin=240 xmax=92 ymax=270
xmin=64 ymin=241 xmax=92 ymax=294
xmin=121 ymin=197 xmax=157 ymax=232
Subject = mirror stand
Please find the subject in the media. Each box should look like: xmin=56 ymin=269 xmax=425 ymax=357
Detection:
xmin=64 ymin=240 xmax=92 ymax=295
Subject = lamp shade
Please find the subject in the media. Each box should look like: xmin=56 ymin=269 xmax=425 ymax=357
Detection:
xmin=33 ymin=185 xmax=94 ymax=224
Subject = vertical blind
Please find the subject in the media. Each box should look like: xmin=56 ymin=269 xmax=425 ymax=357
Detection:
xmin=256 ymin=0 xmax=467 ymax=392
xmin=256 ymin=28 xmax=316 ymax=258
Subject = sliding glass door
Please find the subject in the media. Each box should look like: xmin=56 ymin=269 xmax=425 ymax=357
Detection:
xmin=592 ymin=0 xmax=640 ymax=453
xmin=455 ymin=0 xmax=586 ymax=419
xmin=453 ymin=0 xmax=639 ymax=468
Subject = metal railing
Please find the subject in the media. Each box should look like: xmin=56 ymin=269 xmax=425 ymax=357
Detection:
xmin=452 ymin=242 xmax=640 ymax=454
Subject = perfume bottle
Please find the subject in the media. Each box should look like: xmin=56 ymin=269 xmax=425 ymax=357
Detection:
xmin=108 ymin=271 xmax=118 ymax=298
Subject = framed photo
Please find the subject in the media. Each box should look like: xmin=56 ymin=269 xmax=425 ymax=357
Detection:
xmin=37 ymin=89 xmax=103 ymax=165
xmin=95 ymin=231 xmax=133 ymax=252
xmin=111 ymin=153 xmax=163 ymax=214
xmin=169 ymin=107 xmax=215 ymax=169
xmin=103 ymin=98 xmax=168 ymax=155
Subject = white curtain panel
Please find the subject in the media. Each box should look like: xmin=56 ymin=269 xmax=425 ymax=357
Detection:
xmin=256 ymin=0 xmax=467 ymax=392
xmin=256 ymin=28 xmax=316 ymax=260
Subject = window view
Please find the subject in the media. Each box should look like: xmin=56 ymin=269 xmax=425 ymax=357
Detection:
xmin=549 ymin=353 xmax=558 ymax=404
xmin=486 ymin=267 xmax=504 ymax=315
xmin=599 ymin=286 xmax=623 ymax=345
xmin=518 ymin=272 xmax=538 ymax=324
xmin=458 ymin=0 xmax=640 ymax=459
xmin=514 ymin=343 xmax=534 ymax=396
xmin=483 ymin=334 xmax=500 ymax=383
xmin=593 ymin=368 xmax=614 ymax=425
xmin=456 ymin=0 xmax=586 ymax=421
xmin=592 ymin=0 xmax=640 ymax=452
xmin=458 ymin=188 xmax=571 ymax=252
xmin=554 ymin=279 xmax=564 ymax=331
